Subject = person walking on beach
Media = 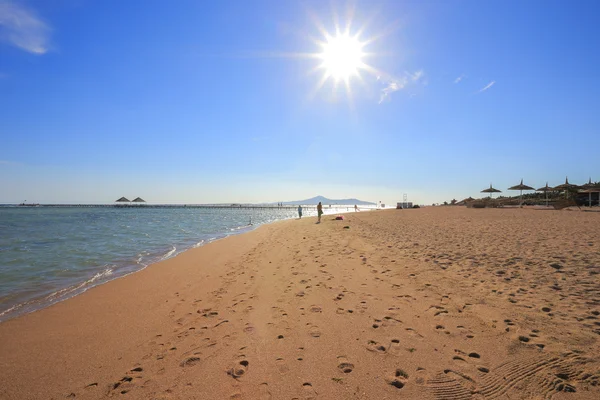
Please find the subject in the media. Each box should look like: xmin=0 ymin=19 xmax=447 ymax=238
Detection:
xmin=317 ymin=202 xmax=323 ymax=223
xmin=354 ymin=204 xmax=360 ymax=212
xmin=298 ymin=205 xmax=303 ymax=219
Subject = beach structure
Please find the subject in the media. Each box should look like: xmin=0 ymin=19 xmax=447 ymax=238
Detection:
xmin=508 ymin=179 xmax=535 ymax=206
xmin=536 ymin=182 xmax=554 ymax=207
xmin=456 ymin=197 xmax=474 ymax=206
xmin=132 ymin=197 xmax=146 ymax=204
xmin=580 ymin=178 xmax=600 ymax=207
xmin=481 ymin=184 xmax=501 ymax=198
xmin=553 ymin=177 xmax=580 ymax=199
xmin=115 ymin=197 xmax=130 ymax=205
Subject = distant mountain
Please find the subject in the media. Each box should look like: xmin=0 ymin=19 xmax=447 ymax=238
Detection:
xmin=280 ymin=195 xmax=375 ymax=206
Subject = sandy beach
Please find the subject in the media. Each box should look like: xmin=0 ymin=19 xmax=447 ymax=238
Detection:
xmin=1 ymin=207 xmax=599 ymax=400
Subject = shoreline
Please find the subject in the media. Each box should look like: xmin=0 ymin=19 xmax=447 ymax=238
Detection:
xmin=1 ymin=207 xmax=598 ymax=399
xmin=0 ymin=212 xmax=274 ymax=324
xmin=0 ymin=206 xmax=363 ymax=324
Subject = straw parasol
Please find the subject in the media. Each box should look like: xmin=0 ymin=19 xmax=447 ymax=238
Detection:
xmin=508 ymin=179 xmax=535 ymax=206
xmin=481 ymin=184 xmax=501 ymax=198
xmin=132 ymin=197 xmax=146 ymax=204
xmin=456 ymin=197 xmax=474 ymax=206
xmin=535 ymin=182 xmax=554 ymax=207
xmin=553 ymin=177 xmax=580 ymax=199
xmin=115 ymin=197 xmax=130 ymax=203
xmin=580 ymin=178 xmax=600 ymax=207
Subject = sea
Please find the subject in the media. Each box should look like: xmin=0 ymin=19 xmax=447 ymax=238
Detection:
xmin=0 ymin=205 xmax=354 ymax=323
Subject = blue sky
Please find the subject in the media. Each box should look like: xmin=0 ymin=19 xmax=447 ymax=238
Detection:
xmin=1 ymin=0 xmax=599 ymax=204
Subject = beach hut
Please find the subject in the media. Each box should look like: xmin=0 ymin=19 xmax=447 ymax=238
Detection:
xmin=481 ymin=184 xmax=501 ymax=198
xmin=553 ymin=177 xmax=580 ymax=199
xmin=132 ymin=197 xmax=146 ymax=205
xmin=535 ymin=182 xmax=554 ymax=207
xmin=508 ymin=179 xmax=535 ymax=206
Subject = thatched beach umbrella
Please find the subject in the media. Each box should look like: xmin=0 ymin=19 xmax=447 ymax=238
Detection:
xmin=132 ymin=197 xmax=146 ymax=204
xmin=456 ymin=197 xmax=474 ymax=206
xmin=115 ymin=197 xmax=130 ymax=203
xmin=553 ymin=177 xmax=580 ymax=199
xmin=508 ymin=179 xmax=535 ymax=206
xmin=536 ymin=182 xmax=554 ymax=207
xmin=481 ymin=184 xmax=501 ymax=198
xmin=580 ymin=178 xmax=600 ymax=207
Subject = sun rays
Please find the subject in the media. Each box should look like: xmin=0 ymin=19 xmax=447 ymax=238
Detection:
xmin=300 ymin=3 xmax=395 ymax=103
xmin=308 ymin=16 xmax=379 ymax=100
xmin=233 ymin=5 xmax=408 ymax=103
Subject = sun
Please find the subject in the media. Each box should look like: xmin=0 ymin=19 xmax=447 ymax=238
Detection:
xmin=304 ymin=8 xmax=386 ymax=100
xmin=318 ymin=33 xmax=366 ymax=83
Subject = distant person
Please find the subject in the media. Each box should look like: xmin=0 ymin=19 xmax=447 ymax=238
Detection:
xmin=298 ymin=205 xmax=303 ymax=219
xmin=317 ymin=202 xmax=323 ymax=223
xmin=354 ymin=204 xmax=359 ymax=212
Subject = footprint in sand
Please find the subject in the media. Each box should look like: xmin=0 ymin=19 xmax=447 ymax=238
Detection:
xmin=199 ymin=309 xmax=219 ymax=318
xmin=180 ymin=357 xmax=201 ymax=367
xmin=405 ymin=327 xmax=424 ymax=339
xmin=515 ymin=328 xmax=546 ymax=348
xmin=108 ymin=366 xmax=146 ymax=396
xmin=276 ymin=357 xmax=289 ymax=373
xmin=309 ymin=305 xmax=322 ymax=313
xmin=109 ymin=375 xmax=135 ymax=395
xmin=366 ymin=340 xmax=387 ymax=354
xmin=450 ymin=349 xmax=491 ymax=379
xmin=386 ymin=368 xmax=409 ymax=389
xmin=388 ymin=339 xmax=402 ymax=356
xmin=337 ymin=356 xmax=355 ymax=373
xmin=308 ymin=324 xmax=321 ymax=338
xmin=227 ymin=358 xmax=250 ymax=379
xmin=259 ymin=382 xmax=272 ymax=400
xmin=301 ymin=382 xmax=318 ymax=399
xmin=382 ymin=313 xmax=403 ymax=326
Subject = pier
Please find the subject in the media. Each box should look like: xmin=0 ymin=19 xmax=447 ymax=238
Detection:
xmin=10 ymin=204 xmax=366 ymax=210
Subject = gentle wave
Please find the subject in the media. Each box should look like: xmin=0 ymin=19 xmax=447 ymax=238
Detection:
xmin=161 ymin=245 xmax=177 ymax=261
xmin=0 ymin=266 xmax=115 ymax=319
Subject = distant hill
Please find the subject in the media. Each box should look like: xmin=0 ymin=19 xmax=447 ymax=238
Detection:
xmin=279 ymin=196 xmax=375 ymax=206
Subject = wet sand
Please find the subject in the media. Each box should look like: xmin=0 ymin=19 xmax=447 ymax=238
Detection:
xmin=1 ymin=207 xmax=599 ymax=399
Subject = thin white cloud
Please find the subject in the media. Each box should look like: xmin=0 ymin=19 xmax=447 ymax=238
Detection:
xmin=454 ymin=74 xmax=466 ymax=84
xmin=378 ymin=76 xmax=407 ymax=104
xmin=378 ymin=70 xmax=425 ymax=104
xmin=0 ymin=1 xmax=50 ymax=54
xmin=478 ymin=80 xmax=495 ymax=93
xmin=410 ymin=70 xmax=424 ymax=81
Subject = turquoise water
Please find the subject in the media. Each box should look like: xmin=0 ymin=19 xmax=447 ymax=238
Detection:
xmin=0 ymin=206 xmax=320 ymax=322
